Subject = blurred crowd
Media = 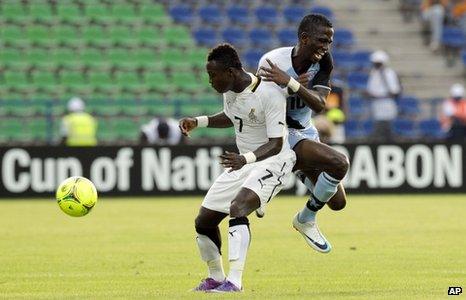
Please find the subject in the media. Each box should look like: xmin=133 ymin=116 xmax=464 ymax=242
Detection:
xmin=400 ymin=0 xmax=466 ymax=65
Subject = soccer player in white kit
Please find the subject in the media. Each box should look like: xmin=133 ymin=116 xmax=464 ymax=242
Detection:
xmin=257 ymin=14 xmax=350 ymax=253
xmin=179 ymin=44 xmax=296 ymax=293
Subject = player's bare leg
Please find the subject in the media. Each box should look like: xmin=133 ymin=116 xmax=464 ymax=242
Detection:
xmin=193 ymin=207 xmax=228 ymax=291
xmin=298 ymin=169 xmax=347 ymax=211
xmin=292 ymin=139 xmax=349 ymax=252
xmin=211 ymin=188 xmax=260 ymax=293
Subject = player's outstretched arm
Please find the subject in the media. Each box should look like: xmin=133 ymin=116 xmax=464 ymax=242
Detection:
xmin=179 ymin=112 xmax=233 ymax=136
xmin=259 ymin=58 xmax=328 ymax=113
xmin=220 ymin=137 xmax=283 ymax=171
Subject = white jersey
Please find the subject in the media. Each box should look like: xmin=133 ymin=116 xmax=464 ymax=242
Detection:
xmin=258 ymin=47 xmax=333 ymax=130
xmin=223 ymin=73 xmax=290 ymax=154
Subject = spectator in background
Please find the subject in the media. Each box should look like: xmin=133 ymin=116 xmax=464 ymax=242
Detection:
xmin=421 ymin=0 xmax=448 ymax=52
xmin=366 ymin=50 xmax=402 ymax=142
xmin=440 ymin=83 xmax=466 ymax=141
xmin=60 ymin=97 xmax=97 ymax=146
xmin=400 ymin=0 xmax=423 ymax=22
xmin=139 ymin=117 xmax=183 ymax=145
xmin=325 ymin=79 xmax=347 ymax=143
xmin=451 ymin=0 xmax=466 ymax=35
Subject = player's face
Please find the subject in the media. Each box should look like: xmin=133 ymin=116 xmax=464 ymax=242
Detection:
xmin=301 ymin=26 xmax=334 ymax=63
xmin=206 ymin=61 xmax=232 ymax=93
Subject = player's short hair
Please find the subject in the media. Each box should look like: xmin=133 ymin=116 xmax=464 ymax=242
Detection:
xmin=207 ymin=43 xmax=242 ymax=70
xmin=298 ymin=14 xmax=333 ymax=36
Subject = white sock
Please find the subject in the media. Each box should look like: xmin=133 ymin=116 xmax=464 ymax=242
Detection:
xmin=196 ymin=234 xmax=225 ymax=282
xmin=227 ymin=218 xmax=250 ymax=289
xmin=313 ymin=172 xmax=340 ymax=203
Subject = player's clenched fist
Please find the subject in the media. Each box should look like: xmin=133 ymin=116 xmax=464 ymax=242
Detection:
xmin=179 ymin=117 xmax=197 ymax=136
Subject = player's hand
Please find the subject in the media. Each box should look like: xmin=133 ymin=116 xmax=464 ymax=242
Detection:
xmin=297 ymin=73 xmax=310 ymax=86
xmin=259 ymin=58 xmax=291 ymax=86
xmin=219 ymin=151 xmax=246 ymax=172
xmin=179 ymin=117 xmax=197 ymax=136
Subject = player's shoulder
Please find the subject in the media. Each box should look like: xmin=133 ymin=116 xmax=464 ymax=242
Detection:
xmin=319 ymin=52 xmax=333 ymax=69
xmin=255 ymin=80 xmax=287 ymax=102
xmin=259 ymin=47 xmax=293 ymax=66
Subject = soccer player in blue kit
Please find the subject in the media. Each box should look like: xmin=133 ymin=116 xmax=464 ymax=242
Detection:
xmin=257 ymin=14 xmax=350 ymax=253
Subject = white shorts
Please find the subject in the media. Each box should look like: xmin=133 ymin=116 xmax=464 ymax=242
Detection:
xmin=202 ymin=150 xmax=296 ymax=214
xmin=288 ymin=126 xmax=320 ymax=149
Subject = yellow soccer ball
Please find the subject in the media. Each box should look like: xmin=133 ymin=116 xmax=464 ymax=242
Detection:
xmin=56 ymin=176 xmax=98 ymax=217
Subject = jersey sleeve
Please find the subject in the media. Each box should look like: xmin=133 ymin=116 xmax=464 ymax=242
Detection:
xmin=311 ymin=52 xmax=333 ymax=90
xmin=262 ymin=85 xmax=287 ymax=138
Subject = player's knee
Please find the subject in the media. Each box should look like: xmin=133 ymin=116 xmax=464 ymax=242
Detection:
xmin=194 ymin=215 xmax=209 ymax=232
xmin=332 ymin=153 xmax=349 ymax=180
xmin=230 ymin=200 xmax=249 ymax=218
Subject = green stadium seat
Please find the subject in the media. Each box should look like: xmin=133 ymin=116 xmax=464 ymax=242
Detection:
xmin=1 ymin=26 xmax=23 ymax=42
xmin=199 ymin=71 xmax=210 ymax=85
xmin=1 ymin=48 xmax=24 ymax=63
xmin=179 ymin=103 xmax=208 ymax=116
xmin=29 ymin=101 xmax=48 ymax=116
xmin=106 ymin=48 xmax=131 ymax=64
xmin=112 ymin=117 xmax=139 ymax=138
xmin=109 ymin=25 xmax=132 ymax=43
xmin=139 ymin=4 xmax=171 ymax=25
xmin=171 ymin=72 xmax=205 ymax=93
xmin=204 ymin=128 xmax=234 ymax=139
xmin=193 ymin=92 xmax=220 ymax=102
xmin=53 ymin=48 xmax=79 ymax=66
xmin=3 ymin=117 xmax=23 ymax=133
xmin=134 ymin=48 xmax=157 ymax=65
xmin=53 ymin=25 xmax=79 ymax=44
xmin=80 ymin=49 xmax=108 ymax=69
xmin=163 ymin=26 xmax=194 ymax=48
xmin=200 ymin=101 xmax=223 ymax=114
xmin=60 ymin=71 xmax=86 ymax=85
xmin=28 ymin=2 xmax=53 ymax=20
xmin=188 ymin=48 xmax=208 ymax=68
xmin=144 ymin=72 xmax=173 ymax=94
xmin=56 ymin=3 xmax=82 ymax=22
xmin=29 ymin=118 xmax=49 ymax=140
xmin=136 ymin=26 xmax=166 ymax=48
xmin=32 ymin=71 xmax=57 ymax=87
xmin=82 ymin=25 xmax=107 ymax=42
xmin=111 ymin=3 xmax=137 ymax=21
xmin=84 ymin=5 xmax=112 ymax=22
xmin=3 ymin=71 xmax=29 ymax=88
xmin=0 ymin=88 xmax=28 ymax=102
xmin=88 ymin=102 xmax=121 ymax=116
xmin=27 ymin=48 xmax=50 ymax=64
xmin=120 ymin=102 xmax=149 ymax=116
xmin=25 ymin=26 xmax=51 ymax=43
xmin=4 ymin=101 xmax=37 ymax=117
xmin=88 ymin=71 xmax=113 ymax=85
xmin=2 ymin=3 xmax=26 ymax=19
xmin=115 ymin=71 xmax=141 ymax=89
xmin=146 ymin=101 xmax=175 ymax=116
xmin=160 ymin=49 xmax=191 ymax=70
xmin=97 ymin=119 xmax=119 ymax=143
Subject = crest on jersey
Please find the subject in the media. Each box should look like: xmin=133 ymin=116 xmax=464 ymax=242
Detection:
xmin=249 ymin=108 xmax=258 ymax=123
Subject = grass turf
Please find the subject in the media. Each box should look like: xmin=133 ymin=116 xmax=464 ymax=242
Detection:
xmin=0 ymin=195 xmax=465 ymax=299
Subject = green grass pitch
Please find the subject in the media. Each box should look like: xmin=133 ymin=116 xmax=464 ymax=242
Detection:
xmin=0 ymin=195 xmax=465 ymax=299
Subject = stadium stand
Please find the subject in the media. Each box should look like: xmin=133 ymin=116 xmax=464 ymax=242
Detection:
xmin=0 ymin=0 xmax=462 ymax=145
